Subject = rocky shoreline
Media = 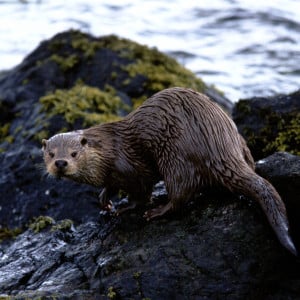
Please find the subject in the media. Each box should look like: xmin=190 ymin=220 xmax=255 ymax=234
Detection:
xmin=0 ymin=30 xmax=299 ymax=299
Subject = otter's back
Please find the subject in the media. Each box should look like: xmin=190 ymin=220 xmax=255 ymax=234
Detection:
xmin=126 ymin=87 xmax=243 ymax=162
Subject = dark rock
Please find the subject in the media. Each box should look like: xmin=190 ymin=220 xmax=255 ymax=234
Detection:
xmin=255 ymin=152 xmax=300 ymax=251
xmin=233 ymin=90 xmax=300 ymax=160
xmin=0 ymin=29 xmax=229 ymax=230
xmin=0 ymin=30 xmax=299 ymax=299
xmin=0 ymin=190 xmax=299 ymax=299
xmin=0 ymin=144 xmax=100 ymax=229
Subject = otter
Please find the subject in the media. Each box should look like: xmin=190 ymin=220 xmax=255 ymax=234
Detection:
xmin=42 ymin=87 xmax=297 ymax=255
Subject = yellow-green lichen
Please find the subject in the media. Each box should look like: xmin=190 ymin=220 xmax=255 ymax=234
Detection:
xmin=71 ymin=37 xmax=102 ymax=59
xmin=29 ymin=217 xmax=74 ymax=234
xmin=40 ymin=82 xmax=130 ymax=127
xmin=234 ymin=100 xmax=251 ymax=116
xmin=0 ymin=123 xmax=10 ymax=140
xmin=241 ymin=107 xmax=300 ymax=158
xmin=119 ymin=45 xmax=206 ymax=107
xmin=64 ymin=31 xmax=207 ymax=106
xmin=107 ymin=286 xmax=117 ymax=300
xmin=110 ymin=71 xmax=118 ymax=80
xmin=51 ymin=219 xmax=73 ymax=232
xmin=0 ymin=296 xmax=12 ymax=300
xmin=266 ymin=113 xmax=300 ymax=155
xmin=133 ymin=271 xmax=142 ymax=279
xmin=0 ymin=227 xmax=23 ymax=242
xmin=124 ymin=56 xmax=205 ymax=92
xmin=34 ymin=129 xmax=50 ymax=142
xmin=0 ymin=123 xmax=14 ymax=145
xmin=29 ymin=216 xmax=55 ymax=233
xmin=50 ymin=54 xmax=79 ymax=71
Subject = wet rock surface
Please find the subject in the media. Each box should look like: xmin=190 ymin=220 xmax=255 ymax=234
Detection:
xmin=0 ymin=188 xmax=299 ymax=299
xmin=0 ymin=30 xmax=299 ymax=299
xmin=256 ymin=152 xmax=300 ymax=251
xmin=0 ymin=153 xmax=299 ymax=299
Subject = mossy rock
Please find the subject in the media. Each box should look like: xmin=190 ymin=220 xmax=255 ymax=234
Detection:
xmin=0 ymin=29 xmax=227 ymax=147
xmin=33 ymin=30 xmax=212 ymax=137
xmin=233 ymin=90 xmax=300 ymax=160
xmin=44 ymin=30 xmax=207 ymax=107
xmin=0 ymin=227 xmax=22 ymax=242
xmin=0 ymin=29 xmax=228 ymax=232
xmin=29 ymin=216 xmax=55 ymax=233
xmin=39 ymin=82 xmax=129 ymax=129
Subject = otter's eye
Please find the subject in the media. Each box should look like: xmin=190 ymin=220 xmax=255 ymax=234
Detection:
xmin=49 ymin=152 xmax=55 ymax=158
xmin=71 ymin=151 xmax=77 ymax=158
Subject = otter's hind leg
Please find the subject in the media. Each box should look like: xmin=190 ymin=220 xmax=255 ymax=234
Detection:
xmin=144 ymin=162 xmax=195 ymax=220
xmin=144 ymin=201 xmax=173 ymax=220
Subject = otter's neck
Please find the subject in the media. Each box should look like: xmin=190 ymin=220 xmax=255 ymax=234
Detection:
xmin=108 ymin=120 xmax=159 ymax=191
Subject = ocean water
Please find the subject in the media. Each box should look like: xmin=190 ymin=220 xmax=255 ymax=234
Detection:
xmin=1 ymin=0 xmax=299 ymax=101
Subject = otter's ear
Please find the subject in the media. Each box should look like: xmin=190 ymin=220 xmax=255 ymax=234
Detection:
xmin=42 ymin=139 xmax=47 ymax=150
xmin=80 ymin=137 xmax=88 ymax=146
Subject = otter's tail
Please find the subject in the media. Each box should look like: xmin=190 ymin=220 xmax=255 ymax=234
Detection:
xmin=232 ymin=170 xmax=297 ymax=256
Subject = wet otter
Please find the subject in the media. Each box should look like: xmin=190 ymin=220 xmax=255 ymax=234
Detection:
xmin=42 ymin=87 xmax=297 ymax=255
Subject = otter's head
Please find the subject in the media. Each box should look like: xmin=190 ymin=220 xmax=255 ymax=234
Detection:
xmin=42 ymin=131 xmax=106 ymax=186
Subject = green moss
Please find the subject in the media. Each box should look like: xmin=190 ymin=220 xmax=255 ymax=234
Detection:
xmin=22 ymin=78 xmax=29 ymax=85
xmin=0 ymin=227 xmax=22 ymax=242
xmin=107 ymin=286 xmax=117 ymax=299
xmin=71 ymin=37 xmax=102 ymax=59
xmin=234 ymin=100 xmax=251 ymax=117
xmin=68 ymin=31 xmax=207 ymax=105
xmin=120 ymin=44 xmax=206 ymax=106
xmin=51 ymin=219 xmax=73 ymax=232
xmin=48 ymin=37 xmax=68 ymax=52
xmin=50 ymin=54 xmax=79 ymax=71
xmin=29 ymin=216 xmax=55 ymax=233
xmin=0 ymin=123 xmax=15 ymax=145
xmin=29 ymin=217 xmax=74 ymax=234
xmin=40 ymin=82 xmax=129 ymax=127
xmin=110 ymin=71 xmax=118 ymax=80
xmin=0 ymin=296 xmax=12 ymax=300
xmin=241 ymin=107 xmax=300 ymax=157
xmin=5 ymin=135 xmax=14 ymax=144
xmin=124 ymin=57 xmax=205 ymax=92
xmin=133 ymin=271 xmax=141 ymax=279
xmin=0 ymin=123 xmax=10 ymax=140
xmin=266 ymin=113 xmax=300 ymax=155
xmin=34 ymin=129 xmax=49 ymax=142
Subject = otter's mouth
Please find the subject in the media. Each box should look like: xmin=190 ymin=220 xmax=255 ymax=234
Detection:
xmin=52 ymin=169 xmax=75 ymax=179
xmin=53 ymin=171 xmax=77 ymax=182
xmin=53 ymin=169 xmax=66 ymax=178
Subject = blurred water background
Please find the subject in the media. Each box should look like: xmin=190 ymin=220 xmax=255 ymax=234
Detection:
xmin=1 ymin=0 xmax=299 ymax=101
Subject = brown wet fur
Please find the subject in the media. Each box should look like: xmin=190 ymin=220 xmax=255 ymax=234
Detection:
xmin=42 ymin=87 xmax=297 ymax=255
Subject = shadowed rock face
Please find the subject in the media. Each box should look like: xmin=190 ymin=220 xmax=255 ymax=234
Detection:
xmin=233 ymin=91 xmax=300 ymax=160
xmin=0 ymin=30 xmax=299 ymax=298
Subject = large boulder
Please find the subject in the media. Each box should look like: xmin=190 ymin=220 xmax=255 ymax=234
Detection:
xmin=232 ymin=91 xmax=300 ymax=160
xmin=0 ymin=30 xmax=299 ymax=299
xmin=0 ymin=180 xmax=299 ymax=299
xmin=0 ymin=30 xmax=230 ymax=231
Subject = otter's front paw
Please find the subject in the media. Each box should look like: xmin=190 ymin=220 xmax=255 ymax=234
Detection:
xmin=98 ymin=188 xmax=113 ymax=211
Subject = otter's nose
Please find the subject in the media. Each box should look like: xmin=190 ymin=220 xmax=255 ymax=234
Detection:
xmin=55 ymin=160 xmax=68 ymax=169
